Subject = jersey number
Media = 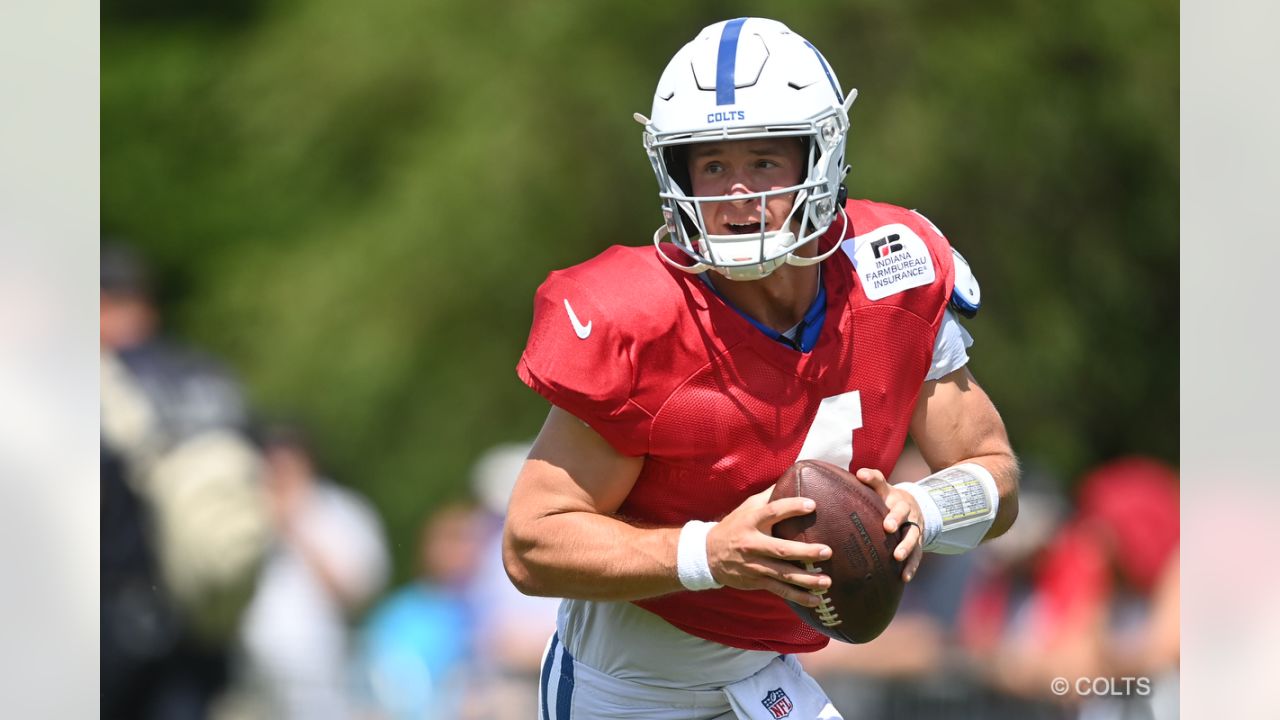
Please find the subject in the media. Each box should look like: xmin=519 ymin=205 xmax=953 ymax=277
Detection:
xmin=794 ymin=390 xmax=862 ymax=470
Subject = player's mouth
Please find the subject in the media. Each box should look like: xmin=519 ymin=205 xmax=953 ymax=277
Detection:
xmin=721 ymin=220 xmax=766 ymax=235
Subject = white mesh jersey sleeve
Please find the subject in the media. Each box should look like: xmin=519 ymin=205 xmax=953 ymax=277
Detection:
xmin=925 ymin=310 xmax=973 ymax=381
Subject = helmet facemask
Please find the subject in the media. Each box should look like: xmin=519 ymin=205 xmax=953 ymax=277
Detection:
xmin=639 ymin=18 xmax=856 ymax=281
xmin=647 ymin=114 xmax=849 ymax=281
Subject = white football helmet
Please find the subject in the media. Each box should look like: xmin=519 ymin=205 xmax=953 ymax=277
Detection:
xmin=637 ymin=18 xmax=857 ymax=281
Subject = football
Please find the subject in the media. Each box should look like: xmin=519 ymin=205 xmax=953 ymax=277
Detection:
xmin=770 ymin=459 xmax=906 ymax=643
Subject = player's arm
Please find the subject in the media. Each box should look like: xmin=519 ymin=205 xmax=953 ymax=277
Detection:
xmin=502 ymin=405 xmax=832 ymax=606
xmin=907 ymin=366 xmax=1019 ymax=540
xmin=854 ymin=366 xmax=1019 ymax=581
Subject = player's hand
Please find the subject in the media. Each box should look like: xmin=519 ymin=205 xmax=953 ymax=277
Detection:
xmin=855 ymin=468 xmax=924 ymax=583
xmin=705 ymin=486 xmax=833 ymax=607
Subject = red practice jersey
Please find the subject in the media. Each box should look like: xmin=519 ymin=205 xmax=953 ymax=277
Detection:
xmin=517 ymin=199 xmax=957 ymax=654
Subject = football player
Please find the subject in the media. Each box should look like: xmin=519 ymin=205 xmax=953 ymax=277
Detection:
xmin=504 ymin=17 xmax=1020 ymax=720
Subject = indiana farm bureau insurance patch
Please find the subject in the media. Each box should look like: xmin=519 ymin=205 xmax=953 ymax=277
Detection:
xmin=843 ymin=223 xmax=936 ymax=301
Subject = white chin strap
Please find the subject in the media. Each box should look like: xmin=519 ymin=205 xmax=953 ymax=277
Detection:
xmin=783 ymin=205 xmax=847 ymax=268
xmin=699 ymin=230 xmax=794 ymax=280
xmin=651 ymin=205 xmax=848 ymax=281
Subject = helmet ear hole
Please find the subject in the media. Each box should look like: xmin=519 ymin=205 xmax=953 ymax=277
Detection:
xmin=662 ymin=145 xmax=701 ymax=237
xmin=664 ymin=145 xmax=692 ymax=196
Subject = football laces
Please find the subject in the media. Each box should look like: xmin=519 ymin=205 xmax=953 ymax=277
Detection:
xmin=804 ymin=562 xmax=842 ymax=627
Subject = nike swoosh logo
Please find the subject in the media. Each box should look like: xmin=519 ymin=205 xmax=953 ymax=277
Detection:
xmin=563 ymin=299 xmax=592 ymax=339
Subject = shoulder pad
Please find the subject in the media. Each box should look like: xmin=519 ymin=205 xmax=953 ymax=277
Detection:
xmin=949 ymin=248 xmax=981 ymax=318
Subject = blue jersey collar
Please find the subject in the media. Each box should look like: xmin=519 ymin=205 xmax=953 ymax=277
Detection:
xmin=698 ymin=270 xmax=827 ymax=353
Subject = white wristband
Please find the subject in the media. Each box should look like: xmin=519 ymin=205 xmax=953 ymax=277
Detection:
xmin=676 ymin=520 xmax=722 ymax=591
xmin=897 ymin=462 xmax=999 ymax=555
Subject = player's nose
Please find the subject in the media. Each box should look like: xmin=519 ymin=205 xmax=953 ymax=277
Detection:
xmin=725 ymin=175 xmax=754 ymax=200
xmin=720 ymin=164 xmax=754 ymax=196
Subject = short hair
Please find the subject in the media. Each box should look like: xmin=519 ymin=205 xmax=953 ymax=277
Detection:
xmin=100 ymin=241 xmax=153 ymax=298
xmin=257 ymin=422 xmax=314 ymax=457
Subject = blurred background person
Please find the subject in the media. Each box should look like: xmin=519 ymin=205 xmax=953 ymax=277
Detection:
xmin=101 ymin=241 xmax=270 ymax=720
xmin=236 ymin=423 xmax=390 ymax=720
xmin=960 ymin=456 xmax=1179 ymax=719
xmin=460 ymin=441 xmax=561 ymax=720
xmin=352 ymin=441 xmax=559 ymax=720
xmin=354 ymin=501 xmax=488 ymax=719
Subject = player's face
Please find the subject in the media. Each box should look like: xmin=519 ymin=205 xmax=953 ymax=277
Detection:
xmin=687 ymin=138 xmax=806 ymax=236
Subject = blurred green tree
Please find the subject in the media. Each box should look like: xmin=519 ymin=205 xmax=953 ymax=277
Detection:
xmin=103 ymin=0 xmax=1177 ymax=583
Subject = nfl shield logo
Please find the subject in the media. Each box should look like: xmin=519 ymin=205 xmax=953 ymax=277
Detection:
xmin=761 ymin=688 xmax=794 ymax=719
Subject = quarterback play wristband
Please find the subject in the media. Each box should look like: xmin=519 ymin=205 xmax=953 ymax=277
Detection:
xmin=896 ymin=463 xmax=999 ymax=555
xmin=677 ymin=520 xmax=723 ymax=591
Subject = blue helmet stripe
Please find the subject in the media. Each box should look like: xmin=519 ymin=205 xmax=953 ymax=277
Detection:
xmin=716 ymin=18 xmax=748 ymax=106
xmin=803 ymin=39 xmax=843 ymax=102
